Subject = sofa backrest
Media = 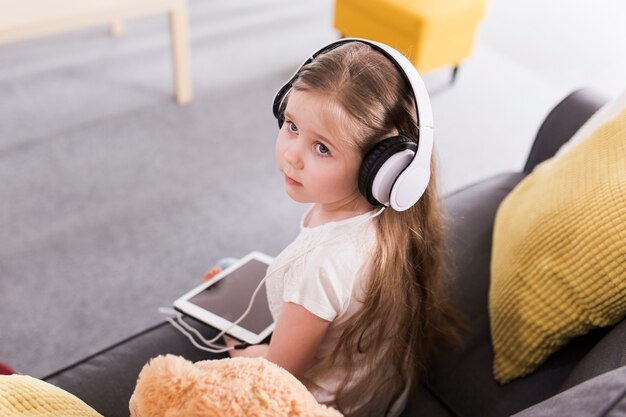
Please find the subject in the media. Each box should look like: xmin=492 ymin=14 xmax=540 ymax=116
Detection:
xmin=523 ymin=89 xmax=606 ymax=173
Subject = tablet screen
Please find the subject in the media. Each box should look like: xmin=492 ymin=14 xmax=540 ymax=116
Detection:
xmin=186 ymin=259 xmax=272 ymax=334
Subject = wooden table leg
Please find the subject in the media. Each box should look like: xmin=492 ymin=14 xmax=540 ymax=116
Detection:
xmin=168 ymin=0 xmax=193 ymax=105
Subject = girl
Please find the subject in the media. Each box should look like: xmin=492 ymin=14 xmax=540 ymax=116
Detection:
xmin=205 ymin=39 xmax=458 ymax=417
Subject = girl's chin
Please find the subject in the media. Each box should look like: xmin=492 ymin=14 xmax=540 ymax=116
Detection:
xmin=284 ymin=188 xmax=310 ymax=203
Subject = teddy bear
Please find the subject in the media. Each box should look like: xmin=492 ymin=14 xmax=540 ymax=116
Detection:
xmin=129 ymin=354 xmax=343 ymax=417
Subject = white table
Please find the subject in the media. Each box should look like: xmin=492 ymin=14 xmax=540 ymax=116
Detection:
xmin=0 ymin=0 xmax=193 ymax=104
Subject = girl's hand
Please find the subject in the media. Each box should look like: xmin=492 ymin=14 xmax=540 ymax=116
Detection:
xmin=222 ymin=334 xmax=239 ymax=348
xmin=224 ymin=334 xmax=270 ymax=357
xmin=202 ymin=266 xmax=222 ymax=282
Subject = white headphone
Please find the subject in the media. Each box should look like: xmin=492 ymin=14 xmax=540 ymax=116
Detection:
xmin=272 ymin=38 xmax=434 ymax=212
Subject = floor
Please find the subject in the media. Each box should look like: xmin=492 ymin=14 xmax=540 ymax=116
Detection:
xmin=2 ymin=0 xmax=625 ymax=192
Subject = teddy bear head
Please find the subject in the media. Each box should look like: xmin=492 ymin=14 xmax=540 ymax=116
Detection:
xmin=129 ymin=354 xmax=342 ymax=417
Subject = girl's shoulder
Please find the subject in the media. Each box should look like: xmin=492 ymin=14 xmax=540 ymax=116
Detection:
xmin=300 ymin=216 xmax=376 ymax=256
xmin=300 ymin=206 xmax=378 ymax=233
xmin=302 ymin=222 xmax=376 ymax=271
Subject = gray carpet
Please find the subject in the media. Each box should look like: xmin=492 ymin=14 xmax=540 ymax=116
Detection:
xmin=2 ymin=0 xmax=625 ymax=378
xmin=1 ymin=70 xmax=308 ymax=377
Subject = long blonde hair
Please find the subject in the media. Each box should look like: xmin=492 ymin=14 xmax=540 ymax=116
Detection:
xmin=288 ymin=42 xmax=460 ymax=416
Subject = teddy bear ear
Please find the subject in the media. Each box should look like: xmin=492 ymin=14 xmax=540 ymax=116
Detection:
xmin=151 ymin=355 xmax=200 ymax=380
xmin=131 ymin=355 xmax=201 ymax=417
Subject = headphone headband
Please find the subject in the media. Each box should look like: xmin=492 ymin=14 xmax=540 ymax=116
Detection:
xmin=272 ymin=38 xmax=434 ymax=211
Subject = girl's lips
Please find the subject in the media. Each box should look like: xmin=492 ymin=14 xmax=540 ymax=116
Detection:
xmin=283 ymin=173 xmax=302 ymax=186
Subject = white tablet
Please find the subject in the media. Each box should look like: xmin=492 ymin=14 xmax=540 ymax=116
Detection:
xmin=173 ymin=251 xmax=275 ymax=345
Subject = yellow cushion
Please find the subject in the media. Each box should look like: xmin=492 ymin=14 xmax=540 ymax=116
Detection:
xmin=489 ymin=108 xmax=626 ymax=384
xmin=0 ymin=375 xmax=102 ymax=417
xmin=334 ymin=0 xmax=486 ymax=71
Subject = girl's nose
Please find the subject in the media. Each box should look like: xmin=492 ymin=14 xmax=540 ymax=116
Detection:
xmin=284 ymin=147 xmax=304 ymax=170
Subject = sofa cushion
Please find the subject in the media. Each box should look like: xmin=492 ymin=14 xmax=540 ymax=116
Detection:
xmin=489 ymin=108 xmax=626 ymax=384
xmin=408 ymin=173 xmax=525 ymax=417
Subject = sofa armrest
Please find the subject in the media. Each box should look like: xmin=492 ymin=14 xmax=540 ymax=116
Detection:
xmin=523 ymin=89 xmax=607 ymax=173
xmin=512 ymin=366 xmax=626 ymax=417
xmin=560 ymin=319 xmax=626 ymax=392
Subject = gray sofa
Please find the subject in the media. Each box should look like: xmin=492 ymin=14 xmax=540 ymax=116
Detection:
xmin=44 ymin=89 xmax=626 ymax=417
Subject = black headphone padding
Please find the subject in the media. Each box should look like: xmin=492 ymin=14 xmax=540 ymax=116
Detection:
xmin=358 ymin=136 xmax=417 ymax=206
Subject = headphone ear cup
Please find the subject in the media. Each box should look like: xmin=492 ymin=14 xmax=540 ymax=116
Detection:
xmin=359 ymin=136 xmax=417 ymax=206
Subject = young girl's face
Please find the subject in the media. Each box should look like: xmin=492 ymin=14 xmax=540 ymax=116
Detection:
xmin=275 ymin=90 xmax=367 ymax=212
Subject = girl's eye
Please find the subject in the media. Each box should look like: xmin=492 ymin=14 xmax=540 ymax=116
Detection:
xmin=314 ymin=143 xmax=331 ymax=156
xmin=287 ymin=122 xmax=298 ymax=133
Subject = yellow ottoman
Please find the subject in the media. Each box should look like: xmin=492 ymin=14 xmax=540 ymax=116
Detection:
xmin=334 ymin=0 xmax=487 ymax=79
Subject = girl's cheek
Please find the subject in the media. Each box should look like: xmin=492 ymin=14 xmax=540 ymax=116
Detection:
xmin=275 ymin=135 xmax=285 ymax=158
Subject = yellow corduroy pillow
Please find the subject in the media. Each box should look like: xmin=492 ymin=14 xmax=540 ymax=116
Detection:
xmin=489 ymin=107 xmax=626 ymax=384
xmin=0 ymin=375 xmax=102 ymax=417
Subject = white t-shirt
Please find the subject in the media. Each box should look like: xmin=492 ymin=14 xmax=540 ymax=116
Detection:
xmin=265 ymin=207 xmax=408 ymax=417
